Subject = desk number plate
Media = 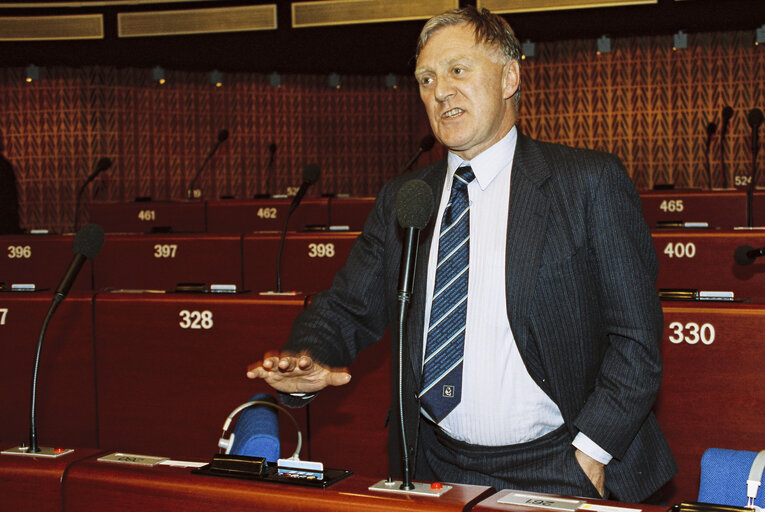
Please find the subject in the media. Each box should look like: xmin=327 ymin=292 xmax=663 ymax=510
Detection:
xmin=498 ymin=492 xmax=585 ymax=511
xmin=98 ymin=453 xmax=169 ymax=466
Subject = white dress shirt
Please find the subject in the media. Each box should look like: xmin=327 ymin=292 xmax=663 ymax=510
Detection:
xmin=422 ymin=127 xmax=612 ymax=464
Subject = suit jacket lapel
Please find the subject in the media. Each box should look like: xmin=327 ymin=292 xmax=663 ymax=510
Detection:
xmin=506 ymin=133 xmax=551 ymax=356
xmin=407 ymin=162 xmax=447 ymax=383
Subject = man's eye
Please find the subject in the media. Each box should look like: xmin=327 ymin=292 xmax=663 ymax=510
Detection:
xmin=420 ymin=77 xmax=433 ymax=85
xmin=453 ymin=67 xmax=463 ymax=74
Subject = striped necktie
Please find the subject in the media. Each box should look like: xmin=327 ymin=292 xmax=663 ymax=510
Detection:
xmin=419 ymin=165 xmax=475 ymax=423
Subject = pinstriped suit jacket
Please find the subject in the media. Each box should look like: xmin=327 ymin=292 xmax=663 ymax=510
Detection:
xmin=284 ymin=131 xmax=677 ymax=502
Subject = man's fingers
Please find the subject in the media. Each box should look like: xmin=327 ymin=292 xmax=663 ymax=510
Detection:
xmin=328 ymin=370 xmax=352 ymax=387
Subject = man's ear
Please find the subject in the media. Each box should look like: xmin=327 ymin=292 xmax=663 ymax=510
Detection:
xmin=502 ymin=59 xmax=520 ymax=100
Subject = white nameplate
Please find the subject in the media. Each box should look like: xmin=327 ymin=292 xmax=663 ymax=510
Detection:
xmin=498 ymin=492 xmax=584 ymax=511
xmin=581 ymin=503 xmax=642 ymax=512
xmin=98 ymin=452 xmax=168 ymax=466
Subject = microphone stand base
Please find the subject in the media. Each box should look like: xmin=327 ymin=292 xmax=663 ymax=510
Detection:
xmin=1 ymin=445 xmax=74 ymax=458
xmin=368 ymin=478 xmax=452 ymax=497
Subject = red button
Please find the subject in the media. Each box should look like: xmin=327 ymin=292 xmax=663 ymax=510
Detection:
xmin=430 ymin=482 xmax=443 ymax=490
xmin=54 ymin=448 xmax=65 ymax=454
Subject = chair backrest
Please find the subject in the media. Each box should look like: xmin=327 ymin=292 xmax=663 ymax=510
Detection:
xmin=699 ymin=448 xmax=765 ymax=508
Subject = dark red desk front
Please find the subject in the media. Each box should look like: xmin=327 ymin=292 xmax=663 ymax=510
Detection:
xmin=655 ymin=302 xmax=765 ymax=504
xmin=640 ymin=190 xmax=746 ymax=229
xmin=89 ymin=200 xmax=207 ymax=233
xmin=242 ymin=231 xmax=357 ymax=293
xmin=206 ymin=198 xmax=328 ymax=233
xmin=91 ymin=292 xmax=307 ymax=460
xmin=653 ymin=229 xmax=765 ymax=301
xmin=0 ymin=292 xmax=97 ymax=449
xmin=92 ymin=233 xmax=243 ymax=291
xmin=0 ymin=234 xmax=92 ymax=291
xmin=0 ymin=443 xmax=102 ymax=512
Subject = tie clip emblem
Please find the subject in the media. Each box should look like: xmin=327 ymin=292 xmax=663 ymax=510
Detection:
xmin=442 ymin=385 xmax=455 ymax=398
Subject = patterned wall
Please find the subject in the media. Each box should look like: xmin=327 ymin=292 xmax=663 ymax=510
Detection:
xmin=0 ymin=29 xmax=762 ymax=233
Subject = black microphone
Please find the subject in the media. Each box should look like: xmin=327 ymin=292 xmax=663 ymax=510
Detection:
xmin=393 ymin=179 xmax=434 ymax=491
xmin=28 ymin=223 xmax=104 ymax=453
xmin=187 ymin=128 xmax=229 ymax=199
xmin=275 ymin=164 xmax=321 ymax=292
xmin=705 ymin=122 xmax=717 ymax=189
xmin=255 ymin=142 xmax=278 ymax=199
xmin=401 ymin=134 xmax=436 ymax=173
xmin=746 ymin=108 xmax=764 ymax=227
xmin=720 ymin=106 xmax=733 ymax=188
xmin=74 ymin=157 xmax=113 ymax=231
xmin=287 ymin=163 xmax=320 ymax=217
xmin=734 ymin=245 xmax=765 ymax=266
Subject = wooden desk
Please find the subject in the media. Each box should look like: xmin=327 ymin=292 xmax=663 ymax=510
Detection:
xmin=63 ymin=456 xmax=493 ymax=512
xmin=0 ymin=234 xmax=92 ymax=291
xmin=327 ymin=197 xmax=375 ymax=231
xmin=89 ymin=200 xmax=207 ymax=233
xmin=91 ymin=292 xmax=306 ymax=460
xmin=655 ymin=302 xmax=765 ymax=503
xmin=242 ymin=232 xmax=357 ymax=293
xmin=206 ymin=198 xmax=327 ymax=233
xmin=640 ymin=190 xmax=746 ymax=229
xmin=652 ymin=229 xmax=765 ymax=301
xmin=92 ymin=233 xmax=243 ymax=291
xmin=0 ymin=443 xmax=102 ymax=512
xmin=0 ymin=292 xmax=98 ymax=449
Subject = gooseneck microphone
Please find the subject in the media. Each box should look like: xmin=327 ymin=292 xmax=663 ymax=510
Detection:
xmin=720 ymin=106 xmax=733 ymax=189
xmin=275 ymin=164 xmax=320 ymax=292
xmin=74 ymin=157 xmax=112 ymax=231
xmin=734 ymin=245 xmax=765 ymax=266
xmin=705 ymin=122 xmax=717 ymax=189
xmin=187 ymin=129 xmax=229 ymax=199
xmin=29 ymin=224 xmax=105 ymax=453
xmin=394 ymin=179 xmax=434 ymax=491
xmin=254 ymin=143 xmax=278 ymax=199
xmin=746 ymin=108 xmax=764 ymax=227
xmin=401 ymin=135 xmax=436 ymax=173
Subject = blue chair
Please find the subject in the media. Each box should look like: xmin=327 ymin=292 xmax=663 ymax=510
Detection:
xmin=698 ymin=448 xmax=765 ymax=509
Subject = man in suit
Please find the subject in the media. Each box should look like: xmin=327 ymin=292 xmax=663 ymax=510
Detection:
xmin=248 ymin=6 xmax=676 ymax=502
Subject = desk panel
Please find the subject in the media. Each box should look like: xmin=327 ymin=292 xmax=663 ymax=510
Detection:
xmin=92 ymin=234 xmax=242 ymax=291
xmin=653 ymin=230 xmax=765 ymax=301
xmin=92 ymin=292 xmax=306 ymax=460
xmin=64 ymin=459 xmax=492 ymax=512
xmin=206 ymin=198 xmax=327 ymax=233
xmin=327 ymin=197 xmax=375 ymax=231
xmin=0 ymin=234 xmax=92 ymax=291
xmin=242 ymin=232 xmax=357 ymax=293
xmin=655 ymin=303 xmax=765 ymax=503
xmin=89 ymin=201 xmax=207 ymax=233
xmin=640 ymin=190 xmax=746 ymax=229
xmin=0 ymin=444 xmax=102 ymax=512
xmin=308 ymin=333 xmax=391 ymax=477
xmin=0 ymin=292 xmax=97 ymax=449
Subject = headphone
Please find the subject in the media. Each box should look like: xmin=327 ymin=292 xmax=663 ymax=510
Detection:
xmin=217 ymin=397 xmax=302 ymax=460
xmin=747 ymin=451 xmax=765 ymax=510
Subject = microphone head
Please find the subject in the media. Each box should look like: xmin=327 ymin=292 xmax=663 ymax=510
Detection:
xmin=747 ymin=108 xmax=764 ymax=129
xmin=734 ymin=245 xmax=755 ymax=266
xmin=217 ymin=129 xmax=229 ymax=143
xmin=722 ymin=106 xmax=733 ymax=122
xmin=302 ymin=163 xmax=320 ymax=185
xmin=420 ymin=134 xmax=436 ymax=152
xmin=269 ymin=142 xmax=277 ymax=154
xmin=706 ymin=122 xmax=717 ymax=136
xmin=95 ymin=157 xmax=113 ymax=173
xmin=396 ymin=179 xmax=434 ymax=230
xmin=73 ymin=223 xmax=105 ymax=260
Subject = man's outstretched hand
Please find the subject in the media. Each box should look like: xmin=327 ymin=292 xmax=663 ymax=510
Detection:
xmin=246 ymin=351 xmax=351 ymax=394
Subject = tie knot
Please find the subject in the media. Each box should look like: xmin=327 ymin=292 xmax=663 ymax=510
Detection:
xmin=454 ymin=166 xmax=475 ymax=190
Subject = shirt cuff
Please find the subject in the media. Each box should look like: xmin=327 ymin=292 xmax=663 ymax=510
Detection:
xmin=572 ymin=432 xmax=613 ymax=465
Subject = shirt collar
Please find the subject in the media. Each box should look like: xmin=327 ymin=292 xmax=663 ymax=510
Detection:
xmin=446 ymin=126 xmax=517 ymax=191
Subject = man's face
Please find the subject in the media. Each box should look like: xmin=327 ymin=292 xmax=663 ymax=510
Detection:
xmin=415 ymin=23 xmax=519 ymax=161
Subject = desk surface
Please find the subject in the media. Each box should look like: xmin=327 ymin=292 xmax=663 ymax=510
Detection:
xmin=64 ymin=454 xmax=494 ymax=512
